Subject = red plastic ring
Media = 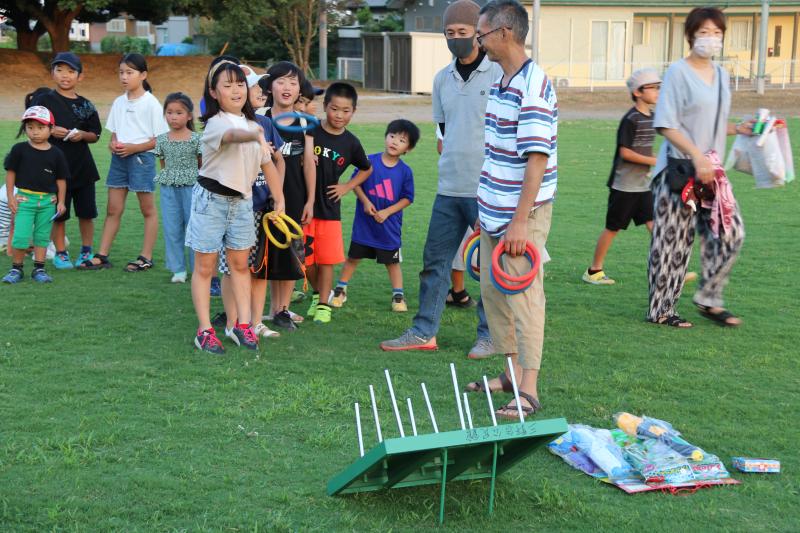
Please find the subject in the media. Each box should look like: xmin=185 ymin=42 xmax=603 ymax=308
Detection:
xmin=491 ymin=241 xmax=540 ymax=290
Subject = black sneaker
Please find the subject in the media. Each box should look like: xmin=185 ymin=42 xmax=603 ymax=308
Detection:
xmin=195 ymin=328 xmax=226 ymax=355
xmin=272 ymin=309 xmax=299 ymax=331
xmin=225 ymin=325 xmax=259 ymax=350
xmin=211 ymin=312 xmax=227 ymax=328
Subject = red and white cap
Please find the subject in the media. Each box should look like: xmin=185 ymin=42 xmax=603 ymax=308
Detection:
xmin=22 ymin=105 xmax=54 ymax=126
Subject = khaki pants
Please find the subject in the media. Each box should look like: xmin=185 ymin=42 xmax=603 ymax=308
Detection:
xmin=480 ymin=203 xmax=552 ymax=370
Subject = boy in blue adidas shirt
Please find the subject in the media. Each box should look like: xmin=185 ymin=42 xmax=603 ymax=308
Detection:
xmin=331 ymin=119 xmax=419 ymax=312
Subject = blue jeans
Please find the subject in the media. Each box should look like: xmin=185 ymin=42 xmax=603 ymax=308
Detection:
xmin=410 ymin=194 xmax=490 ymax=341
xmin=160 ymin=184 xmax=195 ymax=273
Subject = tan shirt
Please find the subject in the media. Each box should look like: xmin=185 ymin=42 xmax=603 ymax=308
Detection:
xmin=200 ymin=112 xmax=269 ymax=198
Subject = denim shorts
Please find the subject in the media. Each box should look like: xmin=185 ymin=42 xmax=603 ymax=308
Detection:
xmin=107 ymin=152 xmax=156 ymax=193
xmin=185 ymin=183 xmax=255 ymax=253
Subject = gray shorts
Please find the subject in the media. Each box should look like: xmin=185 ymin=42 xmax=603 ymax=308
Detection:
xmin=185 ymin=184 xmax=255 ymax=253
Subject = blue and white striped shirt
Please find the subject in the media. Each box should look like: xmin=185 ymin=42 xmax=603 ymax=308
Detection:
xmin=477 ymin=59 xmax=558 ymax=237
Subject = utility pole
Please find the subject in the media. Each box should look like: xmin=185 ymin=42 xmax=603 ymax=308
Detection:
xmin=319 ymin=0 xmax=328 ymax=80
xmin=530 ymin=0 xmax=540 ymax=61
xmin=756 ymin=0 xmax=769 ymax=94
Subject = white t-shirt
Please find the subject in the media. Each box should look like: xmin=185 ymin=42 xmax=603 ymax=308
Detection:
xmin=106 ymin=91 xmax=168 ymax=145
xmin=200 ymin=112 xmax=270 ymax=198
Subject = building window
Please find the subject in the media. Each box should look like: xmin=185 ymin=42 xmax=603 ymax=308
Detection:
xmin=433 ymin=16 xmax=442 ymax=32
xmin=136 ymin=21 xmax=150 ymax=37
xmin=773 ymin=25 xmax=782 ymax=56
xmin=591 ymin=21 xmax=626 ymax=80
xmin=106 ymin=18 xmax=126 ymax=33
xmin=729 ymin=20 xmax=751 ymax=51
xmin=632 ymin=21 xmax=644 ymax=46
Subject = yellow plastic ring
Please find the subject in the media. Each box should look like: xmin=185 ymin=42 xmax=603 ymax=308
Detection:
xmin=264 ymin=216 xmax=291 ymax=249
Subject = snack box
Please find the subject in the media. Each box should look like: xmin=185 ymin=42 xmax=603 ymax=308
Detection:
xmin=731 ymin=457 xmax=780 ymax=473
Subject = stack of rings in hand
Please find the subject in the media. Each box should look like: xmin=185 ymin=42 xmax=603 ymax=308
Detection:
xmin=462 ymin=229 xmax=482 ymax=282
xmin=270 ymin=112 xmax=321 ymax=133
xmin=263 ymin=212 xmax=303 ymax=249
xmin=490 ymin=240 xmax=541 ymax=295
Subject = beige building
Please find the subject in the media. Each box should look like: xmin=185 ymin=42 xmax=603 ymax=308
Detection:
xmin=386 ymin=0 xmax=800 ymax=92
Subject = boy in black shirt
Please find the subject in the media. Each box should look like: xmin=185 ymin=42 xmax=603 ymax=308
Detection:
xmin=3 ymin=106 xmax=68 ymax=284
xmin=305 ymin=82 xmax=372 ymax=324
xmin=32 ymin=52 xmax=102 ymax=269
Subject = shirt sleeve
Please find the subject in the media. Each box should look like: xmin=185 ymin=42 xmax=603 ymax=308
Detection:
xmin=516 ymin=87 xmax=556 ymax=157
xmin=618 ymin=116 xmax=636 ymax=149
xmin=154 ymin=135 xmax=164 ymax=158
xmin=151 ymin=98 xmax=169 ymax=137
xmin=201 ymin=116 xmax=225 ymax=152
xmin=351 ymin=138 xmax=371 ymax=171
xmin=432 ymin=71 xmax=444 ymax=123
xmin=653 ymin=64 xmax=682 ymax=131
xmin=105 ymin=98 xmax=119 ymax=133
xmin=193 ymin=132 xmax=202 ymax=155
xmin=400 ymin=167 xmax=415 ymax=203
xmin=86 ymin=103 xmax=102 ymax=137
xmin=3 ymin=144 xmax=20 ymax=171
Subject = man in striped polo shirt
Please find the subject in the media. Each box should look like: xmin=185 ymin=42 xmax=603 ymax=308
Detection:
xmin=465 ymin=0 xmax=557 ymax=420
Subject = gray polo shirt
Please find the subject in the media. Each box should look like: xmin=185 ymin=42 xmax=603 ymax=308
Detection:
xmin=653 ymin=59 xmax=730 ymax=176
xmin=432 ymin=55 xmax=503 ymax=197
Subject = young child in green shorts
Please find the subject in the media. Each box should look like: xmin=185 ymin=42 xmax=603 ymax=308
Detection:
xmin=3 ymin=106 xmax=68 ymax=283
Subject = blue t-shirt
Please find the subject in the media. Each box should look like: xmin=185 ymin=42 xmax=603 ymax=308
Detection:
xmin=351 ymin=153 xmax=414 ymax=251
xmin=254 ymin=114 xmax=284 ymax=149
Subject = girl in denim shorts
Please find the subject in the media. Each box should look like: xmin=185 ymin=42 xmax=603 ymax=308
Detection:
xmin=78 ymin=53 xmax=168 ymax=272
xmin=186 ymin=61 xmax=284 ymax=355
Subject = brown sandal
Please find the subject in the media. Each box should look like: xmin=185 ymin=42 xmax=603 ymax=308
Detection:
xmin=496 ymin=391 xmax=541 ymax=420
xmin=464 ymin=372 xmax=513 ymax=393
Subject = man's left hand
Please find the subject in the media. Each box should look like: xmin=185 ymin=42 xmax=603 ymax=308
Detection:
xmin=503 ymin=218 xmax=527 ymax=257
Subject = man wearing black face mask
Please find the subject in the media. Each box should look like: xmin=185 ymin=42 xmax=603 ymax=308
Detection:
xmin=381 ymin=0 xmax=502 ymax=356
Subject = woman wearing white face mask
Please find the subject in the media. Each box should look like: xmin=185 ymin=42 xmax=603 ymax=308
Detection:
xmin=647 ymin=7 xmax=754 ymax=329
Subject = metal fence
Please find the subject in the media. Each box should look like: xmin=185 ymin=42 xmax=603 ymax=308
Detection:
xmin=539 ymin=59 xmax=800 ymax=91
xmin=337 ymin=57 xmax=364 ymax=83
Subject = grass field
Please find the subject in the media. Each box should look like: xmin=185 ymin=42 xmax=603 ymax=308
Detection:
xmin=1 ymin=118 xmax=798 ymax=532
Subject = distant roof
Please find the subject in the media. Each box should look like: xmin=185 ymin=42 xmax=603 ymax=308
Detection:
xmin=392 ymin=0 xmax=799 ymax=7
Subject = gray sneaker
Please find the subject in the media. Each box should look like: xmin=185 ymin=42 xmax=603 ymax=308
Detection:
xmin=468 ymin=337 xmax=496 ymax=360
xmin=380 ymin=330 xmax=438 ymax=352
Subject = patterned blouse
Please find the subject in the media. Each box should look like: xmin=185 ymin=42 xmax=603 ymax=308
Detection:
xmin=154 ymin=131 xmax=202 ymax=186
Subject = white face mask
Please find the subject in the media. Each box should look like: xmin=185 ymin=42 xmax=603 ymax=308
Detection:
xmin=693 ymin=36 xmax=723 ymax=58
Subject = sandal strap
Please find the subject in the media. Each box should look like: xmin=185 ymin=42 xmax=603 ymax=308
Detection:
xmin=450 ymin=289 xmax=469 ymax=302
xmin=498 ymin=372 xmax=513 ymax=393
xmin=498 ymin=401 xmax=534 ymax=415
xmin=517 ymin=391 xmax=541 ymax=412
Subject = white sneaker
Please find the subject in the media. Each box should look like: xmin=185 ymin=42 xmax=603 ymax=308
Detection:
xmin=468 ymin=338 xmax=496 ymax=360
xmin=253 ymin=322 xmax=281 ymax=338
xmin=171 ymin=271 xmax=187 ymax=283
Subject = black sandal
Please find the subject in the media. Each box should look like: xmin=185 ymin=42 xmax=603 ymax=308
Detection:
xmin=465 ymin=372 xmax=514 ymax=394
xmin=446 ymin=289 xmax=476 ymax=308
xmin=648 ymin=315 xmax=693 ymax=328
xmin=125 ymin=256 xmax=154 ymax=272
xmin=695 ymin=304 xmax=741 ymax=327
xmin=496 ymin=391 xmax=541 ymax=420
xmin=77 ymin=254 xmax=112 ymax=270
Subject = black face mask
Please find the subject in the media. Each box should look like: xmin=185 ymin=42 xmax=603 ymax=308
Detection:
xmin=446 ymin=36 xmax=476 ymax=59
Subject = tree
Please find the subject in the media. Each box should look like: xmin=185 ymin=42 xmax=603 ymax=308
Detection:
xmin=0 ymin=1 xmax=47 ymax=51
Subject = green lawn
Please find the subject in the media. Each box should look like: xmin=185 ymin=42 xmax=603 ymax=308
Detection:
xmin=1 ymin=118 xmax=798 ymax=532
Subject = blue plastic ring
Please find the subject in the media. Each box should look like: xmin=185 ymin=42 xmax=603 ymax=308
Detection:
xmin=489 ymin=252 xmax=535 ymax=295
xmin=271 ymin=112 xmax=320 ymax=133
xmin=465 ymin=238 xmax=481 ymax=282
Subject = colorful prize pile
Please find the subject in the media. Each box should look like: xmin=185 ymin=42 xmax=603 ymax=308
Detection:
xmin=548 ymin=412 xmax=739 ymax=494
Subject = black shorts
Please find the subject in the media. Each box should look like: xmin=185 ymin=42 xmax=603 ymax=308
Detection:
xmin=348 ymin=241 xmax=401 ymax=265
xmin=605 ymin=189 xmax=653 ymax=231
xmin=56 ymin=183 xmax=98 ymax=222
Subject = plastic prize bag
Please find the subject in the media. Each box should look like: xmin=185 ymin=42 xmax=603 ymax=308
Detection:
xmin=775 ymin=121 xmax=795 ymax=183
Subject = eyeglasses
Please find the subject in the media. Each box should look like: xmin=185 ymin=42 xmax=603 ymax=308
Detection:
xmin=476 ymin=27 xmax=506 ymax=46
xmin=639 ymin=84 xmax=661 ymax=91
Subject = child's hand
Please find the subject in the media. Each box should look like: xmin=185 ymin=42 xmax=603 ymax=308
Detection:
xmin=116 ymin=143 xmax=137 ymax=158
xmin=55 ymin=202 xmax=66 ymax=216
xmin=270 ymin=196 xmax=286 ymax=217
xmin=51 ymin=126 xmax=69 ymax=139
xmin=364 ymin=201 xmax=377 ymax=216
xmin=327 ymin=183 xmax=349 ymax=202
xmin=67 ymin=130 xmax=84 ymax=143
xmin=374 ymin=209 xmax=389 ymax=223
xmin=7 ymin=195 xmax=18 ymax=214
xmin=301 ymin=201 xmax=314 ymax=225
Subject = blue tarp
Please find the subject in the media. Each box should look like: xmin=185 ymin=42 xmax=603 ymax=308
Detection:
xmin=157 ymin=43 xmax=201 ymax=56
